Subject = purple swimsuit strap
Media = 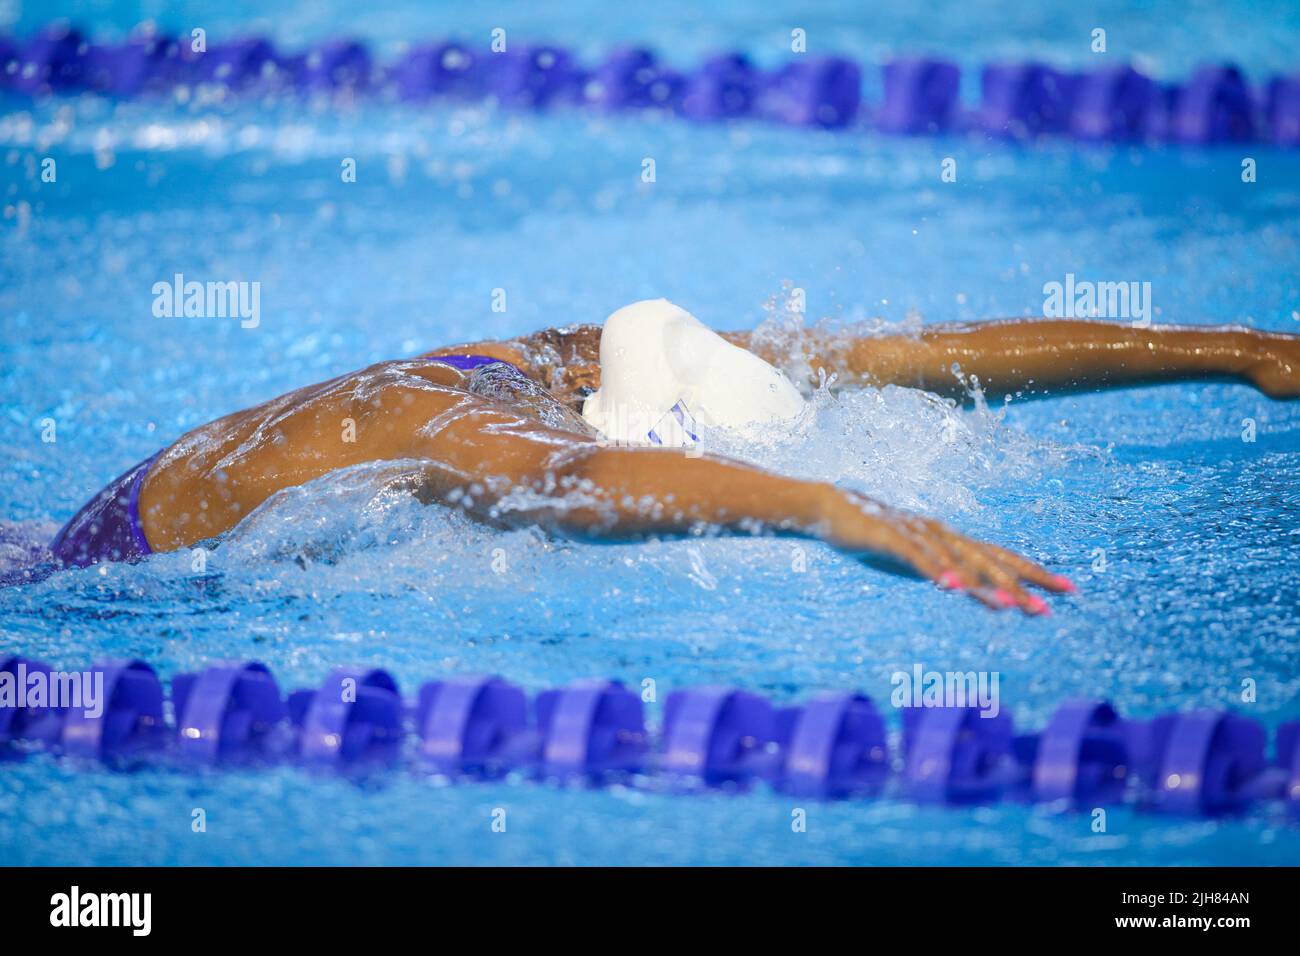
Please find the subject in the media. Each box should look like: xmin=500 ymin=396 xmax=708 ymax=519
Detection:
xmin=429 ymin=354 xmax=519 ymax=372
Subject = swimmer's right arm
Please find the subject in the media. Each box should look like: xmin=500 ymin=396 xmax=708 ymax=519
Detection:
xmin=733 ymin=321 xmax=1300 ymax=400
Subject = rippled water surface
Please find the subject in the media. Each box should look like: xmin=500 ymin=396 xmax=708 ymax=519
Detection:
xmin=1 ymin=1 xmax=1299 ymax=864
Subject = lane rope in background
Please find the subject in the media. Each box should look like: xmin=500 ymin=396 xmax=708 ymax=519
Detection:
xmin=2 ymin=656 xmax=1298 ymax=816
xmin=2 ymin=23 xmax=1299 ymax=144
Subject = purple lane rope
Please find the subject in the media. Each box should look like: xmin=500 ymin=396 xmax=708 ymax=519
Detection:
xmin=2 ymin=23 xmax=1298 ymax=144
xmin=2 ymin=655 xmax=1297 ymax=816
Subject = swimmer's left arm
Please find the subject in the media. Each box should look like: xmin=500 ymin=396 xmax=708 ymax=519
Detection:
xmin=411 ymin=418 xmax=1070 ymax=614
xmin=730 ymin=321 xmax=1300 ymax=400
xmin=534 ymin=444 xmax=1071 ymax=614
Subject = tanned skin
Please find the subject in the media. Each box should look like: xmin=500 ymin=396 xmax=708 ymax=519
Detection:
xmin=136 ymin=318 xmax=1300 ymax=615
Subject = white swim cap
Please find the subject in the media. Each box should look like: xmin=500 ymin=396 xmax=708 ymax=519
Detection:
xmin=581 ymin=299 xmax=806 ymax=446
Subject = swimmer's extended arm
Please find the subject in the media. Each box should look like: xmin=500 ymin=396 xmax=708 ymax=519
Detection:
xmin=427 ymin=320 xmax=1300 ymax=403
xmin=541 ymin=448 xmax=1070 ymax=614
xmin=410 ymin=413 xmax=1069 ymax=614
xmin=733 ymin=321 xmax=1300 ymax=400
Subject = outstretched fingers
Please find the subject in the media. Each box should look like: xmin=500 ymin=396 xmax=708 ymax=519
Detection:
xmin=888 ymin=519 xmax=1016 ymax=612
xmin=922 ymin=523 xmax=1074 ymax=616
xmin=833 ymin=494 xmax=1075 ymax=615
xmin=945 ymin=535 xmax=1048 ymax=615
xmin=982 ymin=541 xmax=1077 ymax=593
xmin=921 ymin=541 xmax=1009 ymax=610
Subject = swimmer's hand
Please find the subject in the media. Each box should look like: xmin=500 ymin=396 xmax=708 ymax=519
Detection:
xmin=822 ymin=491 xmax=1074 ymax=615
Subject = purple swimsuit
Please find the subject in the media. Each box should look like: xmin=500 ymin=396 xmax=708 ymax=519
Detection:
xmin=49 ymin=451 xmax=162 ymax=568
xmin=49 ymin=355 xmax=514 ymax=567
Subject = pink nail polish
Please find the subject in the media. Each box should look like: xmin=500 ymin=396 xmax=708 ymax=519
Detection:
xmin=992 ymin=589 xmax=1015 ymax=608
xmin=1053 ymin=575 xmax=1078 ymax=593
xmin=939 ymin=571 xmax=964 ymax=590
xmin=1026 ymin=596 xmax=1050 ymax=615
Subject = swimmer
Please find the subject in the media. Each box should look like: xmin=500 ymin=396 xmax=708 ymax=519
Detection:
xmin=49 ymin=299 xmax=1300 ymax=614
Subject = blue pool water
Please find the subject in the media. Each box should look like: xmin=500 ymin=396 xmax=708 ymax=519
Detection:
xmin=2 ymin=1 xmax=1299 ymax=865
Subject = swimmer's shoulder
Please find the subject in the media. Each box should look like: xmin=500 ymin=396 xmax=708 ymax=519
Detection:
xmin=324 ymin=358 xmax=484 ymax=405
xmin=510 ymin=324 xmax=602 ymax=365
xmin=412 ymin=325 xmax=602 ymax=388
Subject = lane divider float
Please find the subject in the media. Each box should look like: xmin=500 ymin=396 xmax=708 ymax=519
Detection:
xmin=1 ymin=655 xmax=1296 ymax=817
xmin=2 ymin=23 xmax=1298 ymax=144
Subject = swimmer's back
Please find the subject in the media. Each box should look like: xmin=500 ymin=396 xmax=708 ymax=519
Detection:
xmin=137 ymin=358 xmax=583 ymax=551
